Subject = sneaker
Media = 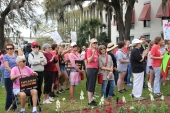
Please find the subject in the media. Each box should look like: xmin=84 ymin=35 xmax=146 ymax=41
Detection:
xmin=56 ymin=91 xmax=62 ymax=94
xmin=122 ymin=88 xmax=127 ymax=92
xmin=60 ymin=89 xmax=64 ymax=93
xmin=91 ymin=100 xmax=97 ymax=104
xmin=127 ymin=83 xmax=133 ymax=86
xmin=32 ymin=111 xmax=38 ymax=113
xmin=18 ymin=111 xmax=26 ymax=113
xmin=134 ymin=97 xmax=144 ymax=101
xmin=92 ymin=96 xmax=96 ymax=100
xmin=43 ymin=99 xmax=52 ymax=104
xmin=48 ymin=97 xmax=54 ymax=102
xmin=88 ymin=102 xmax=97 ymax=106
xmin=93 ymin=94 xmax=99 ymax=98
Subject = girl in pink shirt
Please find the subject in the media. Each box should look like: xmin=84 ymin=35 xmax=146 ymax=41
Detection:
xmin=69 ymin=42 xmax=83 ymax=103
xmin=86 ymin=38 xmax=99 ymax=106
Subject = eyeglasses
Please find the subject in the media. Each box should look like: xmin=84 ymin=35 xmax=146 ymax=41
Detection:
xmin=20 ymin=60 xmax=26 ymax=63
xmin=32 ymin=46 xmax=38 ymax=48
xmin=6 ymin=48 xmax=14 ymax=50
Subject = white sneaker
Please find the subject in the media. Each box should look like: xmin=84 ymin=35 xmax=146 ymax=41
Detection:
xmin=43 ymin=99 xmax=52 ymax=104
xmin=93 ymin=94 xmax=99 ymax=98
xmin=48 ymin=97 xmax=54 ymax=102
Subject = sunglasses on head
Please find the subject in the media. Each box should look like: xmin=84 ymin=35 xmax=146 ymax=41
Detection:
xmin=32 ymin=46 xmax=38 ymax=48
xmin=6 ymin=48 xmax=14 ymax=50
xmin=93 ymin=42 xmax=98 ymax=44
xmin=20 ymin=60 xmax=26 ymax=63
xmin=73 ymin=45 xmax=77 ymax=48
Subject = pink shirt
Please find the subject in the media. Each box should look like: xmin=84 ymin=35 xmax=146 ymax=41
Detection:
xmin=11 ymin=66 xmax=33 ymax=89
xmin=86 ymin=48 xmax=99 ymax=68
xmin=64 ymin=53 xmax=70 ymax=61
xmin=150 ymin=44 xmax=162 ymax=67
xmin=69 ymin=52 xmax=81 ymax=69
xmin=0 ymin=54 xmax=4 ymax=66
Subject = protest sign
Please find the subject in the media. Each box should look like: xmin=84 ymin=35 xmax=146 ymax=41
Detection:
xmin=66 ymin=60 xmax=83 ymax=70
xmin=162 ymin=19 xmax=170 ymax=40
xmin=71 ymin=31 xmax=77 ymax=42
xmin=51 ymin=31 xmax=63 ymax=44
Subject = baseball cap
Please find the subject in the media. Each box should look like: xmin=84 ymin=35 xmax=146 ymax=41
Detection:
xmin=31 ymin=42 xmax=39 ymax=47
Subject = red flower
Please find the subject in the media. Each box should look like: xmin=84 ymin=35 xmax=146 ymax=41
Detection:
xmin=85 ymin=109 xmax=90 ymax=113
xmin=117 ymin=100 xmax=124 ymax=106
xmin=127 ymin=108 xmax=131 ymax=113
xmin=95 ymin=109 xmax=100 ymax=113
xmin=105 ymin=109 xmax=111 ymax=113
xmin=107 ymin=103 xmax=111 ymax=107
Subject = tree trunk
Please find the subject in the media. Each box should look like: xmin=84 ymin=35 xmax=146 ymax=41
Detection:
xmin=124 ymin=2 xmax=135 ymax=41
xmin=0 ymin=17 xmax=5 ymax=49
xmin=107 ymin=8 xmax=111 ymax=42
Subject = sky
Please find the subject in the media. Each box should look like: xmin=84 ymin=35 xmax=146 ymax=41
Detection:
xmin=20 ymin=1 xmax=90 ymax=37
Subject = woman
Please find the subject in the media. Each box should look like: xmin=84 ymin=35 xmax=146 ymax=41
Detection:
xmin=86 ymin=38 xmax=99 ymax=106
xmin=130 ymin=39 xmax=148 ymax=100
xmin=99 ymin=45 xmax=114 ymax=104
xmin=116 ymin=41 xmax=129 ymax=93
xmin=0 ymin=49 xmax=6 ymax=87
xmin=69 ymin=42 xmax=83 ymax=103
xmin=10 ymin=56 xmax=38 ymax=113
xmin=42 ymin=43 xmax=56 ymax=104
xmin=150 ymin=37 xmax=164 ymax=96
xmin=3 ymin=44 xmax=17 ymax=110
xmin=147 ymin=41 xmax=154 ymax=91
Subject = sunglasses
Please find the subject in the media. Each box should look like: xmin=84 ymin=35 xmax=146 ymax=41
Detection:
xmin=6 ymin=48 xmax=14 ymax=50
xmin=20 ymin=60 xmax=26 ymax=63
xmin=93 ymin=42 xmax=98 ymax=44
xmin=73 ymin=45 xmax=78 ymax=48
xmin=32 ymin=46 xmax=38 ymax=48
xmin=100 ymin=48 xmax=106 ymax=50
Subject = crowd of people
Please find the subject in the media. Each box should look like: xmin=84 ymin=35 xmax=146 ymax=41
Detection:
xmin=0 ymin=35 xmax=169 ymax=112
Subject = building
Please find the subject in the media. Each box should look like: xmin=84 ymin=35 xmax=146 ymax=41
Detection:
xmin=111 ymin=0 xmax=170 ymax=43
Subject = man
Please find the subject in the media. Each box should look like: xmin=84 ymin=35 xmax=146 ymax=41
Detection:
xmin=28 ymin=42 xmax=47 ymax=103
xmin=139 ymin=36 xmax=148 ymax=88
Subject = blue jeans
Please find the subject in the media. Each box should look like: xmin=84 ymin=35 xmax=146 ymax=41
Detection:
xmin=102 ymin=80 xmax=114 ymax=99
xmin=0 ymin=66 xmax=5 ymax=86
xmin=127 ymin=62 xmax=132 ymax=84
xmin=143 ymin=62 xmax=147 ymax=85
xmin=5 ymin=78 xmax=16 ymax=111
xmin=153 ymin=67 xmax=161 ymax=94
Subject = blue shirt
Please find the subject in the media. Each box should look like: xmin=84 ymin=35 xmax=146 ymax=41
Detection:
xmin=3 ymin=54 xmax=17 ymax=78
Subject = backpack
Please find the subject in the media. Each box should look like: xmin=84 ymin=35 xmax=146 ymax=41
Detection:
xmin=25 ymin=52 xmax=34 ymax=67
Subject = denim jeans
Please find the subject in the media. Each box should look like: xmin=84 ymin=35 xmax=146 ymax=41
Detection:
xmin=5 ymin=78 xmax=16 ymax=111
xmin=0 ymin=66 xmax=5 ymax=86
xmin=153 ymin=67 xmax=161 ymax=94
xmin=127 ymin=62 xmax=132 ymax=84
xmin=143 ymin=62 xmax=147 ymax=85
xmin=102 ymin=80 xmax=115 ymax=99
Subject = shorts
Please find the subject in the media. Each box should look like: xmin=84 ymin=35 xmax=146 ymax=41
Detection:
xmin=149 ymin=66 xmax=153 ymax=70
xmin=60 ymin=65 xmax=66 ymax=72
xmin=13 ymin=88 xmax=31 ymax=96
xmin=118 ymin=71 xmax=126 ymax=74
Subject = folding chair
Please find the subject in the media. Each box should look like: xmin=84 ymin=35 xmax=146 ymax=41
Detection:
xmin=7 ymin=76 xmax=41 ymax=112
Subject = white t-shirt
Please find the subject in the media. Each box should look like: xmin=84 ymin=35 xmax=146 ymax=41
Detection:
xmin=147 ymin=51 xmax=152 ymax=66
xmin=81 ymin=51 xmax=85 ymax=60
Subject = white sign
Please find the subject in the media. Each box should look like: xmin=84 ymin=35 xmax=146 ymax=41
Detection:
xmin=162 ymin=19 xmax=170 ymax=40
xmin=51 ymin=31 xmax=63 ymax=44
xmin=71 ymin=31 xmax=77 ymax=42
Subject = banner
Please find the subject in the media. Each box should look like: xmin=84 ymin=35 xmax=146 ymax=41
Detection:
xmin=66 ymin=60 xmax=83 ymax=70
xmin=71 ymin=31 xmax=77 ymax=42
xmin=20 ymin=76 xmax=37 ymax=92
xmin=162 ymin=19 xmax=170 ymax=40
xmin=51 ymin=31 xmax=63 ymax=44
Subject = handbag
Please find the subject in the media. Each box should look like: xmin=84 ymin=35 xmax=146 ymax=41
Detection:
xmin=98 ymin=54 xmax=108 ymax=84
xmin=80 ymin=72 xmax=84 ymax=80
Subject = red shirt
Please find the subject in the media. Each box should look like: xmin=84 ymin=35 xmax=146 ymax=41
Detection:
xmin=51 ymin=51 xmax=58 ymax=71
xmin=86 ymin=48 xmax=99 ymax=68
xmin=43 ymin=52 xmax=55 ymax=71
xmin=150 ymin=44 xmax=162 ymax=67
xmin=123 ymin=46 xmax=128 ymax=54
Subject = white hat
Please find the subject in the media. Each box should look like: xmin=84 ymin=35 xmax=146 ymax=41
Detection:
xmin=90 ymin=38 xmax=98 ymax=43
xmin=131 ymin=39 xmax=143 ymax=46
xmin=71 ymin=42 xmax=77 ymax=47
xmin=107 ymin=43 xmax=118 ymax=51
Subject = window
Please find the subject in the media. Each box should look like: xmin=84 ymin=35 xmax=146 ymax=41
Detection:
xmin=144 ymin=20 xmax=150 ymax=27
xmin=116 ymin=37 xmax=119 ymax=43
xmin=131 ymin=23 xmax=134 ymax=29
xmin=130 ymin=36 xmax=134 ymax=43
xmin=144 ymin=34 xmax=150 ymax=40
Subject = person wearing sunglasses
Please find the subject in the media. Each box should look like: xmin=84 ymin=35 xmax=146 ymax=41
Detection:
xmin=10 ymin=56 xmax=38 ymax=113
xmin=86 ymin=38 xmax=99 ymax=106
xmin=3 ymin=43 xmax=17 ymax=111
xmin=28 ymin=42 xmax=47 ymax=103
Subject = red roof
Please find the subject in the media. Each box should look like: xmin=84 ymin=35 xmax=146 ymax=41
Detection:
xmin=156 ymin=1 xmax=170 ymax=18
xmin=138 ymin=3 xmax=151 ymax=21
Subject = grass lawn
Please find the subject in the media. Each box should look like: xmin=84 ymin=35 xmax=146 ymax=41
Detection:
xmin=1 ymin=76 xmax=170 ymax=113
